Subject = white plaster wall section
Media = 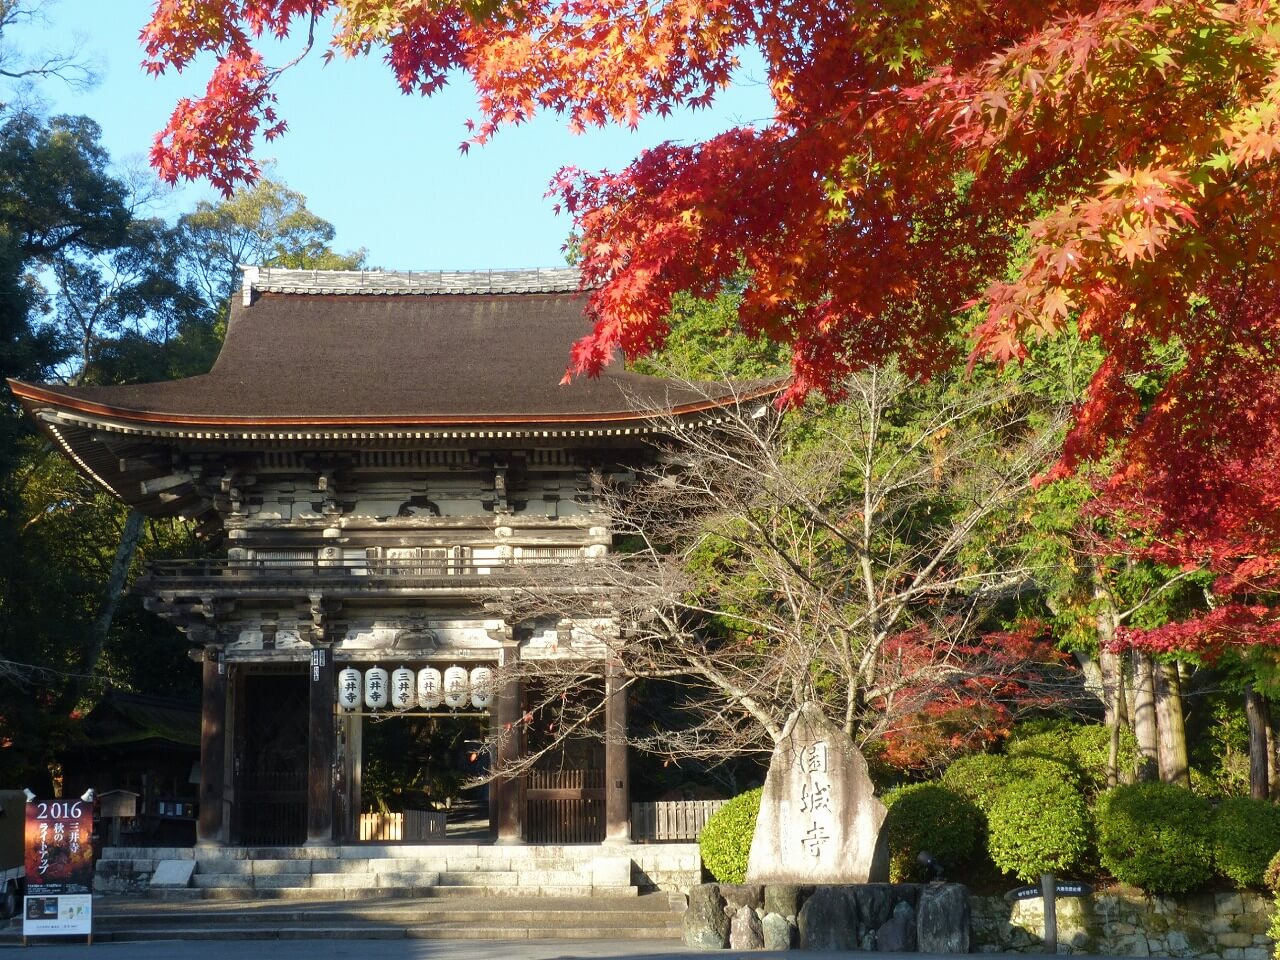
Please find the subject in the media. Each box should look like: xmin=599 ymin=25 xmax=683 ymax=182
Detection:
xmin=229 ymin=628 xmax=264 ymax=651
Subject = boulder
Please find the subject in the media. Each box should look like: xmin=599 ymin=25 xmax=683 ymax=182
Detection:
xmin=853 ymin=882 xmax=896 ymax=946
xmin=764 ymin=883 xmax=807 ymax=919
xmin=746 ymin=702 xmax=889 ymax=883
xmin=684 ymin=884 xmax=730 ymax=950
xmin=917 ymin=882 xmax=971 ymax=953
xmin=763 ymin=913 xmax=795 ymax=950
xmin=729 ymin=904 xmax=765 ymax=950
xmin=719 ymin=883 xmax=765 ymax=913
xmin=798 ymin=885 xmax=859 ymax=951
xmin=876 ymin=899 xmax=917 ymax=952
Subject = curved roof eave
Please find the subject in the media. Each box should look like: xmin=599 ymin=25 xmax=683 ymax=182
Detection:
xmin=8 ymin=378 xmax=787 ymax=436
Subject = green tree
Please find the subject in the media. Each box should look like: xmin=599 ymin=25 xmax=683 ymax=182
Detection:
xmin=178 ymin=176 xmax=367 ymax=313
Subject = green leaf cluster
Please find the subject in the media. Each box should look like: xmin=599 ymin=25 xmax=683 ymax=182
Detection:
xmin=1096 ymin=783 xmax=1215 ymax=894
xmin=698 ymin=787 xmax=762 ymax=883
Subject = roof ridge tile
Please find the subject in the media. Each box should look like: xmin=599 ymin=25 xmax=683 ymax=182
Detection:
xmin=239 ymin=265 xmax=583 ymax=299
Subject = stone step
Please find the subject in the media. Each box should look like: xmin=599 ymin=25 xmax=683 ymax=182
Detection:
xmin=2 ymin=892 xmax=683 ymax=946
xmin=96 ymin=906 xmax=680 ymax=928
xmin=87 ymin=923 xmax=680 ymax=943
xmin=189 ymin=883 xmax=637 ymax=900
xmin=436 ymin=870 xmax=518 ymax=886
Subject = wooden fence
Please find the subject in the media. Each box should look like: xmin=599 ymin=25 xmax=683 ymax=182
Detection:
xmin=630 ymin=799 xmax=728 ymax=842
xmin=358 ymin=809 xmax=447 ymax=841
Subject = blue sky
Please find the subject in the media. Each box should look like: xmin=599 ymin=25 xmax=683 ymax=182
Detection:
xmin=21 ymin=1 xmax=774 ymax=270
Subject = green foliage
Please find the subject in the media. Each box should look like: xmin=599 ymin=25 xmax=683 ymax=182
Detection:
xmin=1006 ymin=720 xmax=1137 ymax=795
xmin=1212 ymin=797 xmax=1280 ymax=889
xmin=699 ymin=788 xmax=762 ymax=883
xmin=1190 ymin=698 xmax=1251 ymax=799
xmin=1267 ymin=851 xmax=1280 ymax=960
xmin=941 ymin=752 xmax=1077 ymax=812
xmin=1096 ymin=783 xmax=1214 ymax=894
xmin=987 ymin=776 xmax=1092 ymax=882
xmin=883 ymin=783 xmax=984 ymax=881
xmin=630 ymin=281 xmax=788 ymax=382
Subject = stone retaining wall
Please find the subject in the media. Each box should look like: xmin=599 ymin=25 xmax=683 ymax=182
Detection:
xmin=682 ymin=882 xmax=971 ymax=952
xmin=972 ymin=890 xmax=1275 ymax=959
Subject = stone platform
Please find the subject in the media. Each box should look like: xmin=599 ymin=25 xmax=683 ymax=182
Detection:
xmin=94 ymin=843 xmax=702 ymax=900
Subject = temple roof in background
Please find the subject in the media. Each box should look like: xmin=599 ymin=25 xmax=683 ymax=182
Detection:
xmin=8 ymin=267 xmax=781 ymax=512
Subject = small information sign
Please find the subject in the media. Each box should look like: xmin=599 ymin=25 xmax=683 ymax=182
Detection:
xmin=23 ymin=796 xmax=94 ymax=940
xmin=1005 ymin=880 xmax=1094 ymax=902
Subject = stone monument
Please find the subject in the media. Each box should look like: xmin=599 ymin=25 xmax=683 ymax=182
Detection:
xmin=745 ymin=702 xmax=889 ymax=883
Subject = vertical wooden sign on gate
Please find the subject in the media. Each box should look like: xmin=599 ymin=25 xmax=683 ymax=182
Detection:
xmin=23 ymin=796 xmax=94 ymax=944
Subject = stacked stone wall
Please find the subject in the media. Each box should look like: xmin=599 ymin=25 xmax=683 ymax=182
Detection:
xmin=972 ymin=890 xmax=1274 ymax=959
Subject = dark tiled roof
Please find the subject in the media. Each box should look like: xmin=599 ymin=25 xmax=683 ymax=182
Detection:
xmin=11 ymin=272 xmax=775 ymax=427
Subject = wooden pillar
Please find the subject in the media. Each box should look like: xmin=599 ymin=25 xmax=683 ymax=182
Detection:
xmin=493 ymin=641 xmax=524 ymax=843
xmin=307 ymin=644 xmax=336 ymax=844
xmin=197 ymin=647 xmax=227 ymax=845
xmin=604 ymin=660 xmax=631 ymax=844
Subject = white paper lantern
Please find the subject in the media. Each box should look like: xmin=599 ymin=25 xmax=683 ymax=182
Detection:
xmin=470 ymin=666 xmax=494 ymax=709
xmin=417 ymin=667 xmax=442 ymax=709
xmin=443 ymin=665 xmax=469 ymax=709
xmin=337 ymin=668 xmax=362 ymax=712
xmin=391 ymin=666 xmax=415 ymax=710
xmin=364 ymin=666 xmax=389 ymax=709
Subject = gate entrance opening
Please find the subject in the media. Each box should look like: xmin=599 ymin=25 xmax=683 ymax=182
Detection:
xmin=346 ymin=711 xmax=489 ymax=841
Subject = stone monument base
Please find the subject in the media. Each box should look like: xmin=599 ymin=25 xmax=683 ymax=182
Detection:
xmin=682 ymin=881 xmax=971 ymax=952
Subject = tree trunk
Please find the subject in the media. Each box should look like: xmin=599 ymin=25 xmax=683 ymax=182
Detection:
xmin=60 ymin=510 xmax=145 ymax=709
xmin=1154 ymin=660 xmax=1190 ymax=787
xmin=1132 ymin=652 xmax=1159 ymax=782
xmin=1100 ymin=650 xmax=1128 ymax=788
xmin=1095 ymin=577 xmax=1128 ymax=788
xmin=1269 ymin=707 xmax=1280 ymax=801
xmin=1246 ymin=687 xmax=1270 ymax=801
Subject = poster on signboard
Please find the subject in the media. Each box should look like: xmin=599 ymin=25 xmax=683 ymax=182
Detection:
xmin=23 ymin=797 xmax=93 ymax=938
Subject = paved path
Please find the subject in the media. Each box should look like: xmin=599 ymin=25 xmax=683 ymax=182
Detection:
xmin=0 ymin=942 xmax=1067 ymax=960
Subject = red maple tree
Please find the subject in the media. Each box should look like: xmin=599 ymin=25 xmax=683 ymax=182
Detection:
xmin=143 ymin=0 xmax=1280 ymax=655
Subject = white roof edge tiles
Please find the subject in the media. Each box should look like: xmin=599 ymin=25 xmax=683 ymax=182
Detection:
xmin=239 ymin=266 xmax=584 ymax=298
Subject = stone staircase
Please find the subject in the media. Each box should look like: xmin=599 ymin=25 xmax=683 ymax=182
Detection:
xmin=3 ymin=892 xmax=686 ymax=944
xmin=95 ymin=842 xmax=701 ymax=903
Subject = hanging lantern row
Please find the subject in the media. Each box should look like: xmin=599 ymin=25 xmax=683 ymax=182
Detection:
xmin=337 ymin=665 xmax=493 ymax=712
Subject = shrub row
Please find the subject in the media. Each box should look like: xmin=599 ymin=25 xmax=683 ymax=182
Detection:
xmin=700 ymin=732 xmax=1280 ymax=895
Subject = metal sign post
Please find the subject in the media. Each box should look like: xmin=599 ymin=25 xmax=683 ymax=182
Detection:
xmin=1005 ymin=877 xmax=1094 ymax=954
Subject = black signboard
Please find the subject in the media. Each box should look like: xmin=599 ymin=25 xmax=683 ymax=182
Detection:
xmin=1005 ymin=880 xmax=1094 ymax=902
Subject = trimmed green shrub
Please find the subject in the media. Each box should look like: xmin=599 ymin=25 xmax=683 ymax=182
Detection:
xmin=1096 ymin=783 xmax=1214 ymax=894
xmin=1006 ymin=721 xmax=1136 ymax=795
xmin=883 ymin=783 xmax=983 ymax=882
xmin=1213 ymin=796 xmax=1280 ymax=889
xmin=1267 ymin=850 xmax=1280 ymax=960
xmin=941 ymin=753 xmax=1077 ymax=812
xmin=987 ymin=776 xmax=1092 ymax=881
xmin=699 ymin=788 xmax=761 ymax=883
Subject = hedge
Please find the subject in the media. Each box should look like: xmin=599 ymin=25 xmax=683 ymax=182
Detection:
xmin=1096 ymin=783 xmax=1214 ymax=894
xmin=883 ymin=782 xmax=983 ymax=882
xmin=699 ymin=788 xmax=762 ymax=883
xmin=987 ymin=776 xmax=1092 ymax=882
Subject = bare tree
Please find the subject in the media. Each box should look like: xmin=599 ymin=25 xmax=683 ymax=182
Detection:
xmin=0 ymin=0 xmax=97 ymax=110
xmin=498 ymin=364 xmax=1081 ymax=774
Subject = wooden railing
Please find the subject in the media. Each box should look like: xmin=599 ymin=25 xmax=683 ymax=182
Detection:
xmin=630 ymin=799 xmax=728 ymax=842
xmin=525 ymin=768 xmax=605 ymax=844
xmin=358 ymin=809 xmax=447 ymax=841
xmin=144 ymin=556 xmax=595 ymax=583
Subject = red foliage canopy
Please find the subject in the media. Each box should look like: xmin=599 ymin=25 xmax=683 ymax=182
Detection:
xmin=143 ymin=0 xmax=1280 ymax=655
